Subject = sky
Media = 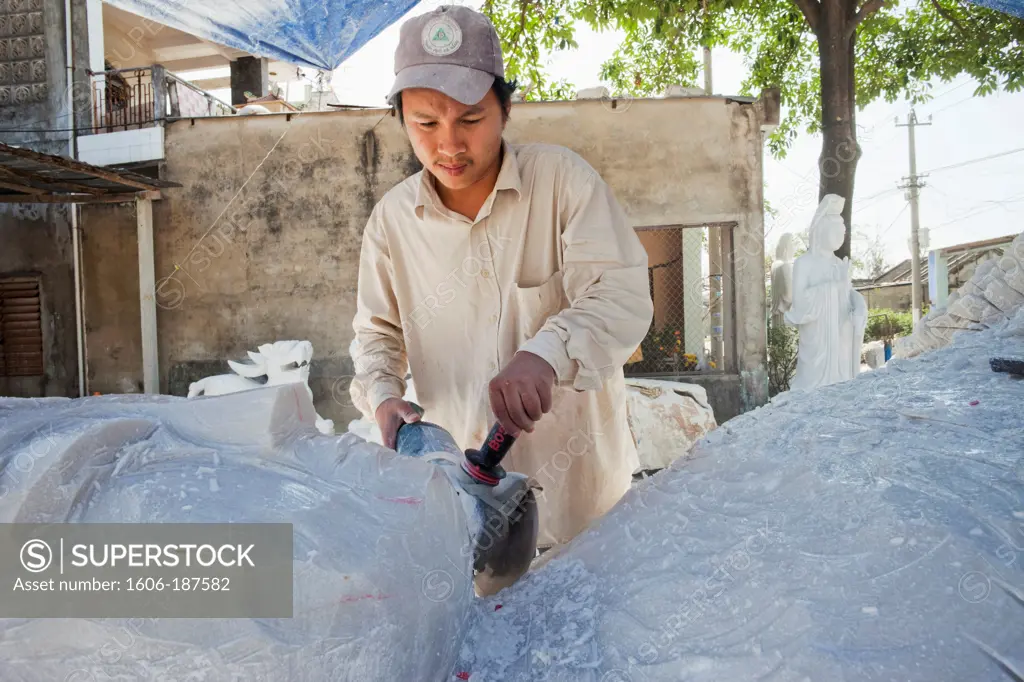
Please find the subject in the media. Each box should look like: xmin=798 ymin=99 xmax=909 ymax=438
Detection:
xmin=222 ymin=0 xmax=1024 ymax=274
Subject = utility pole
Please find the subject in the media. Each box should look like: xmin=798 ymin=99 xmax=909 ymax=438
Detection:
xmin=896 ymin=109 xmax=931 ymax=326
xmin=702 ymin=0 xmax=724 ymax=368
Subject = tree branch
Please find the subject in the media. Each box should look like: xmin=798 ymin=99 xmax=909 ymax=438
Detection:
xmin=792 ymin=0 xmax=821 ymax=33
xmin=847 ymin=0 xmax=884 ymax=38
xmin=929 ymin=0 xmax=969 ymax=37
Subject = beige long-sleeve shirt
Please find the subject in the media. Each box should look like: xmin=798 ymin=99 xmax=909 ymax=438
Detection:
xmin=350 ymin=140 xmax=654 ymax=547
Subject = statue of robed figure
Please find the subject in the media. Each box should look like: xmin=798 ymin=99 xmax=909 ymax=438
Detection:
xmin=785 ymin=194 xmax=868 ymax=390
xmin=770 ymin=233 xmax=798 ymax=328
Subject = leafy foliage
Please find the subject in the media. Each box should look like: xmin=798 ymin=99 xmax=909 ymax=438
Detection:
xmin=863 ymin=307 xmax=920 ymax=342
xmin=850 ymin=230 xmax=889 ymax=279
xmin=767 ymin=318 xmax=798 ymax=396
xmin=484 ymin=0 xmax=1024 ymax=157
xmin=635 ymin=324 xmax=707 ymax=373
xmin=482 ymin=0 xmax=580 ymax=100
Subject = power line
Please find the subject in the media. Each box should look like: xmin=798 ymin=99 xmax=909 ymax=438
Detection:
xmin=860 ymin=77 xmax=972 ymax=139
xmin=930 ymin=191 xmax=1024 ymax=230
xmin=768 ymin=78 xmax=980 ymax=208
xmin=923 ymin=92 xmax=976 ymax=117
xmin=881 ymin=202 xmax=911 ymax=235
xmin=921 ymin=146 xmax=1024 ymax=175
xmin=857 ymin=186 xmax=902 ymax=209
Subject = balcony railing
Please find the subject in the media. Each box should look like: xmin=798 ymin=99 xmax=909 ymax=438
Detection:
xmin=166 ymin=72 xmax=236 ymax=118
xmin=85 ymin=64 xmax=236 ymax=134
xmin=91 ymin=66 xmax=155 ymax=133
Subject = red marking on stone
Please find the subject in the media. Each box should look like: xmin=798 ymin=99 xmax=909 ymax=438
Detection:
xmin=494 ymin=604 xmax=503 ymax=611
xmin=376 ymin=495 xmax=423 ymax=505
xmin=969 ymin=400 xmax=980 ymax=406
xmin=338 ymin=593 xmax=391 ymax=604
xmin=456 ymin=673 xmax=471 ymax=680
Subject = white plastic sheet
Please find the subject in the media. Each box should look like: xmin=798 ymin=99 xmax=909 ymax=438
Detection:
xmin=0 ymin=385 xmax=474 ymax=681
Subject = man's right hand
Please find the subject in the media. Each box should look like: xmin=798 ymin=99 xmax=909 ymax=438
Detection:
xmin=374 ymin=397 xmax=421 ymax=450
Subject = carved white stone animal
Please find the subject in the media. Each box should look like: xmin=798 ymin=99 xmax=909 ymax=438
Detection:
xmin=187 ymin=340 xmax=335 ymax=435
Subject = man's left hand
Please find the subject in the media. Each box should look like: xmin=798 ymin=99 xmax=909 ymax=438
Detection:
xmin=488 ymin=351 xmax=555 ymax=436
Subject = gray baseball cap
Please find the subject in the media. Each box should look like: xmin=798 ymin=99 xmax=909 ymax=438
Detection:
xmin=387 ymin=5 xmax=505 ymax=106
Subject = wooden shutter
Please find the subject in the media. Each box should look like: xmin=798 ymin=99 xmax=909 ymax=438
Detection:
xmin=0 ymin=276 xmax=44 ymax=377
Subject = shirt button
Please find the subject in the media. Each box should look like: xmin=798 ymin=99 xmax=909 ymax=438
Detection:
xmin=489 ymin=314 xmax=498 ymax=323
xmin=481 ymin=269 xmax=491 ymax=278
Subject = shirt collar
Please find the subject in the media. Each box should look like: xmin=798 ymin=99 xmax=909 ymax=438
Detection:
xmin=493 ymin=139 xmax=523 ymax=198
xmin=414 ymin=140 xmax=522 ymax=220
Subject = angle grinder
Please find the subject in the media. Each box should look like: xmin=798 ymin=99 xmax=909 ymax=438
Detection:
xmin=398 ymin=402 xmax=517 ymax=487
xmin=395 ymin=404 xmax=537 ymax=596
xmin=461 ymin=421 xmax=517 ymax=486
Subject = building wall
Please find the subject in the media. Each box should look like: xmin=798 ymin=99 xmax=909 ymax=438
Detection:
xmin=858 ymin=248 xmax=1009 ymax=314
xmin=82 ymin=95 xmax=768 ymax=425
xmin=80 ymin=202 xmax=142 ymax=393
xmin=859 ymin=284 xmax=913 ymax=312
xmin=0 ymin=0 xmax=81 ymax=398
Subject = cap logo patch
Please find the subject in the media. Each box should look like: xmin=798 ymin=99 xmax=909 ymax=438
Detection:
xmin=421 ymin=16 xmax=462 ymax=56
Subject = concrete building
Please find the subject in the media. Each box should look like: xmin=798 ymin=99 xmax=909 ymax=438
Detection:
xmin=0 ymin=0 xmax=85 ymax=399
xmin=79 ymin=90 xmax=777 ymax=425
xmin=0 ymin=0 xmax=309 ymax=398
xmin=855 ymin=233 xmax=1017 ymax=312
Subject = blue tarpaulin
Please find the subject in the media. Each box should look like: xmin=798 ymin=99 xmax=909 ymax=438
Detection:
xmin=965 ymin=0 xmax=1024 ymax=18
xmin=104 ymin=0 xmax=422 ymax=71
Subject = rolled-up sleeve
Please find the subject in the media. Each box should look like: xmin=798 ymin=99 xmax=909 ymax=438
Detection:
xmin=519 ymin=163 xmax=654 ymax=391
xmin=349 ymin=206 xmax=409 ymax=419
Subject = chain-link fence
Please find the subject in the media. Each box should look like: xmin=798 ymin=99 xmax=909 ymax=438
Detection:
xmin=626 ymin=224 xmax=733 ymax=377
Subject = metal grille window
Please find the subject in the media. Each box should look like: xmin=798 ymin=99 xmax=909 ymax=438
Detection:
xmin=627 ymin=224 xmax=735 ymax=377
xmin=0 ymin=276 xmax=44 ymax=377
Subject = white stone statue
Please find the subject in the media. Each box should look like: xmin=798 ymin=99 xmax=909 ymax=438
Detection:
xmin=187 ymin=340 xmax=335 ymax=435
xmin=784 ymin=195 xmax=868 ymax=390
xmin=770 ymin=233 xmax=798 ymax=327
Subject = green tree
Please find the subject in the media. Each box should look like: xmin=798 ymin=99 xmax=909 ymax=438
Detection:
xmin=850 ymin=229 xmax=889 ymax=279
xmin=484 ymin=0 xmax=1024 ymax=258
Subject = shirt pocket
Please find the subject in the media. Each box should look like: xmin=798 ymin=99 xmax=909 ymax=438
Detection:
xmin=513 ymin=270 xmax=566 ymax=340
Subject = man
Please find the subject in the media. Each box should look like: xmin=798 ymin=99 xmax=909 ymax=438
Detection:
xmin=349 ymin=5 xmax=654 ymax=550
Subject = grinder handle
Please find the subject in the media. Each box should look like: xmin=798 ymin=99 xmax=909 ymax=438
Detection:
xmin=468 ymin=422 xmax=517 ymax=470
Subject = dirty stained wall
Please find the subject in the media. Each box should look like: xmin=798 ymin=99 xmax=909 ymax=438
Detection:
xmin=0 ymin=203 xmax=78 ymax=398
xmin=81 ymin=203 xmax=142 ymax=394
xmin=82 ymin=95 xmax=767 ymax=425
xmin=0 ymin=0 xmax=81 ymax=398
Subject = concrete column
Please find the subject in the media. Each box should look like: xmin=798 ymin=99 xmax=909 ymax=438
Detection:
xmin=85 ymin=0 xmax=104 ymax=72
xmin=152 ymin=64 xmax=167 ymax=121
xmin=682 ymin=228 xmax=704 ymax=356
xmin=69 ymin=0 xmax=95 ymax=133
xmin=136 ymin=196 xmax=159 ymax=394
xmin=230 ymin=57 xmax=270 ymax=106
xmin=928 ymin=249 xmax=949 ymax=308
xmin=707 ymin=225 xmax=723 ymax=367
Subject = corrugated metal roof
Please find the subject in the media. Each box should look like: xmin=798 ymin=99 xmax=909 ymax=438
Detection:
xmin=0 ymin=142 xmax=179 ymax=204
